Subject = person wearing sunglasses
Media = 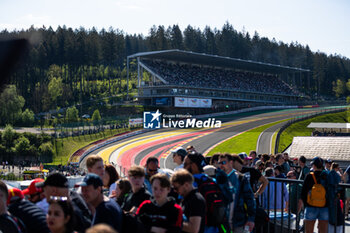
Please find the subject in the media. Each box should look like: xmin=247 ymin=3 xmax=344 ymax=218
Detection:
xmin=171 ymin=169 xmax=206 ymax=233
xmin=47 ymin=196 xmax=75 ymax=233
xmin=144 ymin=156 xmax=161 ymax=194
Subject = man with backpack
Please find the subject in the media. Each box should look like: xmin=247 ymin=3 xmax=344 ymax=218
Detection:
xmin=184 ymin=153 xmax=230 ymax=233
xmin=300 ymin=157 xmax=328 ymax=233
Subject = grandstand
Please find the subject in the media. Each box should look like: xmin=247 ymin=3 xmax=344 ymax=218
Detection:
xmin=127 ymin=50 xmax=310 ymax=111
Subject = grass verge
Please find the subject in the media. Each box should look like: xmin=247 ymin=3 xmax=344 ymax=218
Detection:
xmin=48 ymin=128 xmax=131 ymax=165
xmin=207 ymin=119 xmax=289 ymax=156
xmin=278 ymin=111 xmax=348 ymax=152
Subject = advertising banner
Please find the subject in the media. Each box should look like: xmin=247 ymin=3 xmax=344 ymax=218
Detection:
xmin=200 ymin=98 xmax=212 ymax=108
xmin=188 ymin=98 xmax=200 ymax=107
xmin=174 ymin=97 xmax=188 ymax=107
xmin=129 ymin=118 xmax=143 ymax=126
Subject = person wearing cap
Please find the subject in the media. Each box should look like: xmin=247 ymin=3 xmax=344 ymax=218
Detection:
xmin=171 ymin=147 xmax=187 ymax=171
xmin=7 ymin=188 xmax=50 ymax=233
xmin=38 ymin=172 xmax=92 ymax=233
xmin=0 ymin=181 xmax=23 ymax=233
xmin=79 ymin=173 xmax=122 ymax=232
xmin=299 ymin=157 xmax=328 ymax=233
xmin=325 ymin=159 xmax=332 ymax=171
xmin=255 ymin=160 xmax=264 ymax=173
xmin=23 ymin=178 xmax=45 ymax=204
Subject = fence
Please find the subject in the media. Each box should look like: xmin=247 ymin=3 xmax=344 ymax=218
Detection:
xmin=259 ymin=177 xmax=349 ymax=233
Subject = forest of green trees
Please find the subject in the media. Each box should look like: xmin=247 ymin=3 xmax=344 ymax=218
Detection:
xmin=1 ymin=22 xmax=350 ymax=121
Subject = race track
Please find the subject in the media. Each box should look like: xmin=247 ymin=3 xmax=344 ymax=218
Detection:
xmin=80 ymin=108 xmax=336 ymax=172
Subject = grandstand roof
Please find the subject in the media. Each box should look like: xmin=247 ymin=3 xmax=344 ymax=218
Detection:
xmin=128 ymin=49 xmax=310 ymax=74
xmin=307 ymin=122 xmax=350 ymax=129
xmin=289 ymin=136 xmax=350 ymax=161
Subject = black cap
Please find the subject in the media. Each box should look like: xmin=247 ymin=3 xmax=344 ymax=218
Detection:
xmin=310 ymin=157 xmax=323 ymax=168
xmin=36 ymin=172 xmax=68 ymax=188
xmin=187 ymin=153 xmax=206 ymax=171
xmin=77 ymin=173 xmax=103 ymax=187
xmin=171 ymin=147 xmax=187 ymax=158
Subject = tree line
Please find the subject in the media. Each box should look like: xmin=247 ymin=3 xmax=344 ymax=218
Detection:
xmin=1 ymin=22 xmax=350 ymax=115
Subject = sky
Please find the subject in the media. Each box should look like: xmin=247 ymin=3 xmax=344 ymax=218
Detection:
xmin=1 ymin=0 xmax=350 ymax=58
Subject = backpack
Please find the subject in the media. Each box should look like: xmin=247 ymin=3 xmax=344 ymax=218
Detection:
xmin=195 ymin=174 xmax=227 ymax=227
xmin=307 ymin=172 xmax=326 ymax=207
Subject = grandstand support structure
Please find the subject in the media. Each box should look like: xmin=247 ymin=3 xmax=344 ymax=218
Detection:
xmin=127 ymin=50 xmax=311 ymax=111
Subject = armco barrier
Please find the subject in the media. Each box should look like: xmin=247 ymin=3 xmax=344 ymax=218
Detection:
xmin=78 ymin=128 xmax=157 ymax=165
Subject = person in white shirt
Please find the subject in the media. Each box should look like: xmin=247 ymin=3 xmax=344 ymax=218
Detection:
xmin=171 ymin=147 xmax=187 ymax=171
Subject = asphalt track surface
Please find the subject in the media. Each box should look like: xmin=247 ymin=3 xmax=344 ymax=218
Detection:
xmin=80 ymin=108 xmax=335 ymax=172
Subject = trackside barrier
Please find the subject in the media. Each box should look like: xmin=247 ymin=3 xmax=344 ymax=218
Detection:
xmin=78 ymin=128 xmax=157 ymax=164
xmin=259 ymin=177 xmax=349 ymax=233
xmin=195 ymin=105 xmax=298 ymax=119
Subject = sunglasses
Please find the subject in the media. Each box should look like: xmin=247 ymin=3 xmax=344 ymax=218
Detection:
xmin=148 ymin=169 xmax=158 ymax=172
xmin=219 ymin=161 xmax=227 ymax=165
xmin=50 ymin=196 xmax=68 ymax=201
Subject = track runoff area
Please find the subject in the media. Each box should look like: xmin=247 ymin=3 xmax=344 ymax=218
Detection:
xmin=80 ymin=107 xmax=335 ymax=172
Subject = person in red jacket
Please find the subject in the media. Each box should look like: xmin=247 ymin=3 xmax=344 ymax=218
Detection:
xmin=137 ymin=173 xmax=183 ymax=233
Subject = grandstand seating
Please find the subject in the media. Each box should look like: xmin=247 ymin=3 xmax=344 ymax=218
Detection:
xmin=142 ymin=60 xmax=299 ymax=96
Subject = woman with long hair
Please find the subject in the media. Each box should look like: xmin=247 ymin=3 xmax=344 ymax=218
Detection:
xmin=103 ymin=164 xmax=120 ymax=197
xmin=115 ymin=178 xmax=132 ymax=206
xmin=47 ymin=196 xmax=75 ymax=233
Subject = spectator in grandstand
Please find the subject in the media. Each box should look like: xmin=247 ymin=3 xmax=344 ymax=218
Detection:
xmin=218 ymin=154 xmax=239 ymax=230
xmin=79 ymin=173 xmax=122 ymax=232
xmin=298 ymin=156 xmax=310 ymax=180
xmin=122 ymin=165 xmax=151 ymax=214
xmin=47 ymin=196 xmax=75 ymax=233
xmin=144 ymin=157 xmax=162 ymax=194
xmin=299 ymin=157 xmax=328 ymax=233
xmin=209 ymin=153 xmax=220 ymax=168
xmin=86 ymin=155 xmax=105 ymax=180
xmin=103 ymin=164 xmax=119 ymax=198
xmin=171 ymin=147 xmax=187 ymax=171
xmin=171 ymin=169 xmax=206 ymax=233
xmin=37 ymin=172 xmax=92 ymax=232
xmin=136 ymin=173 xmax=183 ymax=233
xmin=86 ymin=224 xmax=118 ymax=233
xmin=0 ymin=181 xmax=23 ymax=233
xmin=331 ymin=162 xmax=343 ymax=181
xmin=22 ymin=178 xmax=45 ymax=204
xmin=232 ymin=154 xmax=268 ymax=200
xmin=7 ymin=188 xmax=50 ymax=233
xmin=115 ymin=178 xmax=132 ymax=207
xmin=263 ymin=168 xmax=289 ymax=211
xmin=286 ymin=171 xmax=302 ymax=215
xmin=283 ymin=152 xmax=293 ymax=168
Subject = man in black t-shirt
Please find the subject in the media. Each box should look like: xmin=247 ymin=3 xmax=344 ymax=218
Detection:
xmin=232 ymin=155 xmax=268 ymax=199
xmin=79 ymin=173 xmax=123 ymax=232
xmin=122 ymin=165 xmax=151 ymax=213
xmin=171 ymin=169 xmax=206 ymax=233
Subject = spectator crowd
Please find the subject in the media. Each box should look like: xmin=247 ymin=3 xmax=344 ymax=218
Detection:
xmin=143 ymin=60 xmax=300 ymax=96
xmin=1 ymin=146 xmax=348 ymax=233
